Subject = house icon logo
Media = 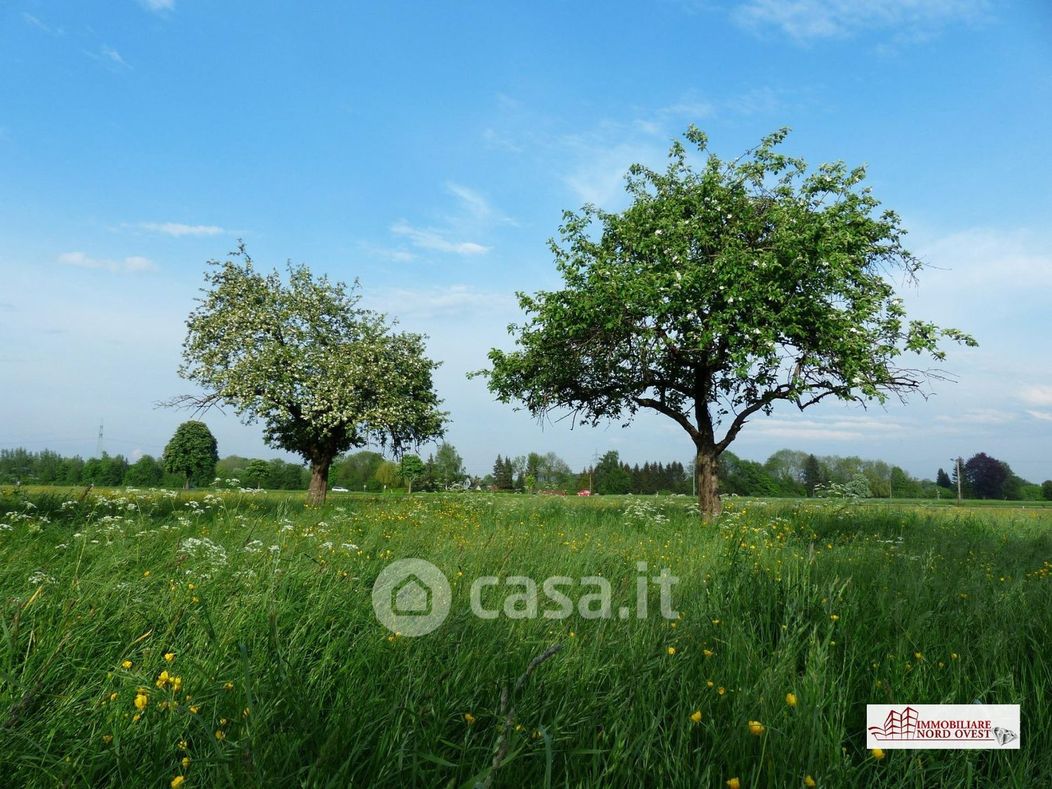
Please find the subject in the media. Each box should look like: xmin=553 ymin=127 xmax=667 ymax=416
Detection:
xmin=372 ymin=559 xmax=451 ymax=636
xmin=392 ymin=573 xmax=432 ymax=617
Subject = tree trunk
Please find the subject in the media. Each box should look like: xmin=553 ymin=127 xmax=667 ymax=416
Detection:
xmin=307 ymin=456 xmax=332 ymax=507
xmin=184 ymin=473 xmax=190 ymax=491
xmin=695 ymin=446 xmax=722 ymax=518
xmin=407 ymin=479 xmax=413 ymax=494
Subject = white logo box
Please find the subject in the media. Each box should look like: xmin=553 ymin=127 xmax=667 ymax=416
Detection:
xmin=867 ymin=704 xmax=1020 ymax=750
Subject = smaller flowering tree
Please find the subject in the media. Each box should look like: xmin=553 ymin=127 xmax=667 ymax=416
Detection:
xmin=169 ymin=246 xmax=446 ymax=505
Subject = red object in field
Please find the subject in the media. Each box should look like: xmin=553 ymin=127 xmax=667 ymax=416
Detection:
xmin=577 ymin=490 xmax=592 ymax=496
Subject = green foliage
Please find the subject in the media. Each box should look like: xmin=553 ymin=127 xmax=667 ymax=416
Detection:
xmin=815 ymin=473 xmax=872 ymax=499
xmin=163 ymin=421 xmax=219 ymax=488
xmin=802 ymin=454 xmax=824 ymax=496
xmin=1043 ymin=480 xmax=1052 ymax=501
xmin=174 ymin=247 xmax=445 ymax=502
xmin=124 ymin=455 xmax=164 ymax=487
xmin=963 ymin=452 xmax=1011 ymax=499
xmin=398 ymin=454 xmax=425 ymax=492
xmin=594 ymin=450 xmax=631 ymax=494
xmin=484 ymin=128 xmax=975 ymax=514
xmin=374 ymin=460 xmax=401 ymax=489
xmin=432 ymin=442 xmax=467 ymax=489
xmin=242 ymin=459 xmax=269 ymax=489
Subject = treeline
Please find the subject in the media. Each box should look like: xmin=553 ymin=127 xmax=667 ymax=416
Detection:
xmin=3 ymin=446 xmax=1050 ymax=501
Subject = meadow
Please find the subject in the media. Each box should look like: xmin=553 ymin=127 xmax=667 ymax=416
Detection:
xmin=0 ymin=487 xmax=1049 ymax=787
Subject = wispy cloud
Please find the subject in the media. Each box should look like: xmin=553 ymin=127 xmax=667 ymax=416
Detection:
xmin=732 ymin=0 xmax=990 ymax=43
xmin=1021 ymin=386 xmax=1052 ymax=407
xmin=367 ymin=285 xmax=515 ymax=320
xmin=446 ymin=182 xmax=517 ymax=227
xmin=89 ymin=45 xmax=131 ymax=69
xmin=390 ymin=220 xmax=490 ymax=256
xmin=1026 ymin=410 xmax=1052 ymax=423
xmin=136 ymin=221 xmax=226 ymax=237
xmin=140 ymin=0 xmax=176 ymax=12
xmin=746 ymin=414 xmax=908 ymax=441
xmin=22 ymin=13 xmax=62 ymax=35
xmin=59 ymin=252 xmax=157 ymax=273
xmin=935 ymin=409 xmax=1016 ymax=426
xmin=357 ymin=242 xmax=417 ymax=263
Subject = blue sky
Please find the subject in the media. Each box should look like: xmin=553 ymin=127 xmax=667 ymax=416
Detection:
xmin=2 ymin=0 xmax=1051 ymax=482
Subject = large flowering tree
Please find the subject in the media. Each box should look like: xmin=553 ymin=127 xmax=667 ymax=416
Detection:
xmin=484 ymin=128 xmax=975 ymax=517
xmin=171 ymin=246 xmax=446 ymax=505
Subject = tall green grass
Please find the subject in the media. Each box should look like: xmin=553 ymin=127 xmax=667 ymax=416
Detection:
xmin=0 ymin=488 xmax=1049 ymax=786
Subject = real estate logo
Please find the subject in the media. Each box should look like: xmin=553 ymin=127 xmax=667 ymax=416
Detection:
xmin=371 ymin=558 xmax=452 ymax=636
xmin=866 ymin=705 xmax=1020 ymax=750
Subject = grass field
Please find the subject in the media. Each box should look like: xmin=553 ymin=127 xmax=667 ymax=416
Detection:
xmin=0 ymin=487 xmax=1049 ymax=787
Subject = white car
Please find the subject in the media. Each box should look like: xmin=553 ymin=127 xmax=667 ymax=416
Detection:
xmin=331 ymin=486 xmax=349 ymax=492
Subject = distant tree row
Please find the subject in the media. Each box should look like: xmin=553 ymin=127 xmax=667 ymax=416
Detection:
xmin=3 ymin=442 xmax=1050 ymax=501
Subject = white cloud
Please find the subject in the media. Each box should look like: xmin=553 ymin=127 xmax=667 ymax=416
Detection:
xmin=732 ymin=0 xmax=989 ymax=43
xmin=934 ymin=408 xmax=1015 ymax=426
xmin=22 ymin=13 xmax=60 ymax=34
xmin=100 ymin=46 xmax=129 ymax=68
xmin=1021 ymin=386 xmax=1052 ymax=407
xmin=366 ymin=285 xmax=515 ymax=320
xmin=562 ymin=137 xmax=666 ymax=208
xmin=446 ymin=183 xmax=517 ymax=226
xmin=743 ymin=414 xmax=908 ymax=441
xmin=917 ymin=229 xmax=1052 ymax=290
xmin=58 ymin=252 xmax=157 ymax=273
xmin=140 ymin=0 xmax=175 ymax=12
xmin=137 ymin=222 xmax=226 ymax=237
xmin=1026 ymin=410 xmax=1052 ymax=423
xmin=390 ymin=220 xmax=490 ymax=256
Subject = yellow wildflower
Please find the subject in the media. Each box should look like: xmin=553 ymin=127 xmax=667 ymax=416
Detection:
xmin=172 ymin=676 xmax=183 ymax=692
xmin=804 ymin=776 xmax=816 ymax=787
xmin=109 ymin=692 xmax=119 ymax=702
xmin=189 ymin=705 xmax=200 ymax=714
xmin=786 ymin=692 xmax=798 ymax=707
xmin=830 ymin=614 xmax=839 ymax=622
xmin=170 ymin=776 xmax=185 ymax=789
xmin=181 ymin=756 xmax=191 ymax=769
xmin=667 ymin=646 xmax=677 ymax=656
xmin=464 ymin=713 xmax=476 ymax=725
xmin=223 ymin=681 xmax=234 ymax=690
xmin=748 ymin=720 xmax=765 ymax=736
xmin=156 ymin=670 xmax=170 ymax=688
xmin=143 ymin=570 xmax=151 ymax=577
xmin=871 ymin=748 xmax=885 ymax=760
xmin=121 ymin=660 xmax=133 ymax=669
xmin=718 ymin=687 xmax=726 ymax=696
xmin=726 ymin=778 xmax=740 ymax=789
xmin=134 ymin=692 xmax=148 ymax=711
xmin=706 ymin=680 xmax=714 ymax=688
xmin=703 ymin=649 xmax=714 ymax=658
xmin=690 ymin=710 xmax=703 ymax=724
xmin=102 ymin=734 xmax=113 ymax=744
xmin=215 ymin=729 xmax=226 ymax=741
xmin=164 ymin=652 xmax=175 ymax=663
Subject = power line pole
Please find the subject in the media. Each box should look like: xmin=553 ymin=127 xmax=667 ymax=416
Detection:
xmin=96 ymin=419 xmax=104 ymax=458
xmin=953 ymin=456 xmax=962 ymax=504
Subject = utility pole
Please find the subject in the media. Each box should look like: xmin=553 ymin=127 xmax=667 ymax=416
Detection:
xmin=96 ymin=419 xmax=104 ymax=458
xmin=952 ymin=457 xmax=962 ymax=504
